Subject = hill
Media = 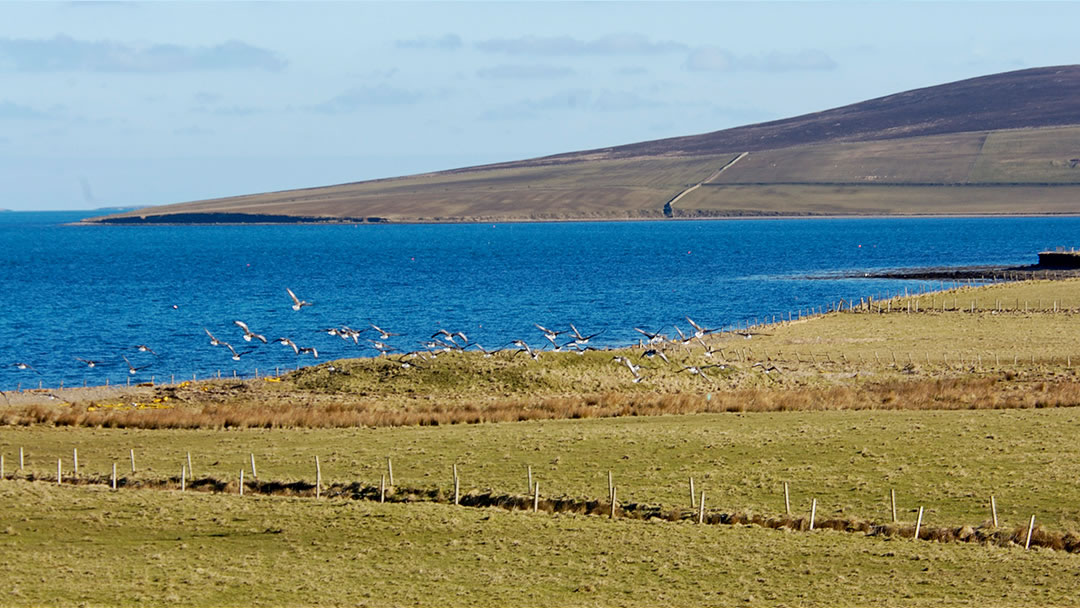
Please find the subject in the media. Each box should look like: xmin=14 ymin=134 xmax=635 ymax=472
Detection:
xmin=88 ymin=65 xmax=1080 ymax=224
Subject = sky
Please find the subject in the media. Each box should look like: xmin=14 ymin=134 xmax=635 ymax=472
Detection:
xmin=1 ymin=1 xmax=1078 ymax=211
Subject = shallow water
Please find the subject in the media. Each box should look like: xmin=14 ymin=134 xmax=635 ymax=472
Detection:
xmin=1 ymin=211 xmax=1076 ymax=390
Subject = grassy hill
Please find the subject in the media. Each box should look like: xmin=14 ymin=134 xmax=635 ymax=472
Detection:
xmin=89 ymin=66 xmax=1080 ymax=224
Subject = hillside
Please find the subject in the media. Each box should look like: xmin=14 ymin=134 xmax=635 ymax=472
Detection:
xmin=89 ymin=65 xmax=1080 ymax=224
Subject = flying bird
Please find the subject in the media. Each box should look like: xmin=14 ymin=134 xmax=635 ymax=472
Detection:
xmin=204 ymin=328 xmax=222 ymax=346
xmin=134 ymin=344 xmax=158 ymax=355
xmin=122 ymin=355 xmax=150 ymax=375
xmin=286 ymin=288 xmax=313 ymax=311
xmin=275 ymin=337 xmax=300 ymax=355
xmin=75 ymin=357 xmax=102 ymax=368
xmin=234 ymin=320 xmax=268 ymax=343
xmin=568 ymin=324 xmax=603 ymax=347
xmin=685 ymin=317 xmax=718 ymax=339
xmin=370 ymin=324 xmax=400 ymax=340
xmin=11 ymin=362 xmax=38 ymax=373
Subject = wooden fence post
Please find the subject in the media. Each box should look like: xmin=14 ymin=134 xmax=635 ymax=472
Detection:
xmin=387 ymin=457 xmax=393 ymax=486
xmin=73 ymin=448 xmax=78 ymax=477
xmin=990 ymin=495 xmax=998 ymax=527
xmin=380 ymin=474 xmax=386 ymax=503
xmin=187 ymin=452 xmax=193 ymax=479
xmin=111 ymin=463 xmax=117 ymax=490
xmin=607 ymin=470 xmax=614 ymax=504
xmin=533 ymin=481 xmax=540 ymax=513
xmin=698 ymin=491 xmax=706 ymax=524
xmin=809 ymin=498 xmax=817 ymax=530
xmin=914 ymin=506 xmax=924 ymax=539
xmin=453 ymin=464 xmax=460 ymax=505
xmin=891 ymin=488 xmax=897 ymax=523
xmin=250 ymin=453 xmax=257 ymax=479
xmin=689 ymin=477 xmax=696 ymax=509
xmin=181 ymin=466 xmax=186 ymax=492
xmin=57 ymin=459 xmax=62 ymax=485
xmin=315 ymin=456 xmax=322 ymax=499
xmin=130 ymin=449 xmax=135 ymax=474
xmin=784 ymin=481 xmax=791 ymax=515
xmin=1025 ymin=515 xmax=1036 ymax=550
xmin=527 ymin=465 xmax=533 ymax=493
xmin=239 ymin=470 xmax=244 ymax=496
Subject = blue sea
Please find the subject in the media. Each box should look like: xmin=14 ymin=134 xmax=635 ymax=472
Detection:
xmin=1 ymin=211 xmax=1077 ymax=390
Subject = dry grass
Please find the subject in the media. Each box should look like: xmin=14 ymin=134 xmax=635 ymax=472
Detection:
xmin=5 ymin=375 xmax=1080 ymax=430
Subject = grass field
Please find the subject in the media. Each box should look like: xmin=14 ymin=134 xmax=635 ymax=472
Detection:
xmin=2 ymin=406 xmax=1080 ymax=606
xmin=5 ymin=481 xmax=1080 ymax=607
xmin=706 ymin=132 xmax=989 ymax=185
xmin=5 ymin=279 xmax=1080 ymax=605
xmin=971 ymin=126 xmax=1080 ymax=183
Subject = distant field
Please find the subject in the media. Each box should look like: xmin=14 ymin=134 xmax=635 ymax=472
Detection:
xmin=707 ymin=132 xmax=988 ymax=185
xmin=971 ymin=126 xmax=1080 ymax=183
xmin=679 ymin=183 xmax=1080 ymax=216
xmin=96 ymin=154 xmax=736 ymax=222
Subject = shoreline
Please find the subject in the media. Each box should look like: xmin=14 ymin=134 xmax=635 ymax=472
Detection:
xmin=73 ymin=211 xmax=1080 ymax=227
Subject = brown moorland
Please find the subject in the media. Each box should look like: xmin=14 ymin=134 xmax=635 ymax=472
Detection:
xmin=87 ymin=65 xmax=1080 ymax=224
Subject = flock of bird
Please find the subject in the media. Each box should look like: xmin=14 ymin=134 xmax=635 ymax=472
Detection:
xmin=9 ymin=286 xmax=766 ymax=387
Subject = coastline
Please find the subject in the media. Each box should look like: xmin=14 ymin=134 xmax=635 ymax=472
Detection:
xmin=74 ymin=210 xmax=1080 ymax=227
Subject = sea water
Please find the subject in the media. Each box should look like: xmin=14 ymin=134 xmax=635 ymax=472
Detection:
xmin=1 ymin=211 xmax=1076 ymax=390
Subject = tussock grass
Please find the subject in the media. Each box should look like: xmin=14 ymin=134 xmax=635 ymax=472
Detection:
xmin=6 ymin=375 xmax=1080 ymax=429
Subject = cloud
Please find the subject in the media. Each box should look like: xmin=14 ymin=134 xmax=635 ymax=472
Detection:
xmin=173 ymin=125 xmax=213 ymax=136
xmin=193 ymin=104 xmax=264 ymax=117
xmin=476 ymin=33 xmax=687 ymax=56
xmin=476 ymin=64 xmax=574 ymax=79
xmin=307 ymin=85 xmax=431 ymax=113
xmin=395 ymin=34 xmax=463 ymax=51
xmin=0 ymin=100 xmax=50 ymax=120
xmin=685 ymin=48 xmax=837 ymax=72
xmin=481 ymin=89 xmax=665 ymax=120
xmin=193 ymin=91 xmax=223 ymax=105
xmin=0 ymin=35 xmax=286 ymax=72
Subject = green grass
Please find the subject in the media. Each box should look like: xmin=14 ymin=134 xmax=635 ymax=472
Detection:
xmin=708 ymin=132 xmax=989 ymax=185
xmin=970 ymin=126 xmax=1080 ymax=183
xmin=5 ymin=482 xmax=1080 ymax=607
xmin=3 ymin=407 xmax=1080 ymax=606
xmin=4 ymin=407 xmax=1080 ymax=530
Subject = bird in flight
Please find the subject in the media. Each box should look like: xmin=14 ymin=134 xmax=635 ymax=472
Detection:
xmin=12 ymin=362 xmax=38 ymax=373
xmin=204 ymin=328 xmax=222 ymax=346
xmin=275 ymin=337 xmax=300 ymax=355
xmin=685 ymin=317 xmax=718 ymax=339
xmin=75 ymin=357 xmax=102 ymax=368
xmin=286 ymin=288 xmax=313 ymax=311
xmin=370 ymin=324 xmax=400 ymax=340
xmin=134 ymin=344 xmax=158 ymax=355
xmin=122 ymin=355 xmax=150 ymax=375
xmin=234 ymin=320 xmax=267 ymax=343
xmin=568 ymin=324 xmax=603 ymax=347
